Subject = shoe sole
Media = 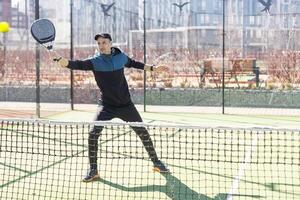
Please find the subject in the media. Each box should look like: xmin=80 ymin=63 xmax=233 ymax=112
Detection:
xmin=82 ymin=174 xmax=100 ymax=182
xmin=152 ymin=167 xmax=170 ymax=173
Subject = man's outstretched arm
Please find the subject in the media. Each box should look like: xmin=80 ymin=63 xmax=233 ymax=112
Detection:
xmin=56 ymin=57 xmax=93 ymax=71
xmin=50 ymin=52 xmax=93 ymax=70
xmin=125 ymin=57 xmax=168 ymax=72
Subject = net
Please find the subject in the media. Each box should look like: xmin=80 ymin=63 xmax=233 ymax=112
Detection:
xmin=0 ymin=119 xmax=299 ymax=200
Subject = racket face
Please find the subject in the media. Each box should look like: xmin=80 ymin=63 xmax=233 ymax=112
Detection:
xmin=31 ymin=18 xmax=55 ymax=44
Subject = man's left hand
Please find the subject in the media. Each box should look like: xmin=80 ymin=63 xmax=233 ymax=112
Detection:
xmin=153 ymin=65 xmax=168 ymax=72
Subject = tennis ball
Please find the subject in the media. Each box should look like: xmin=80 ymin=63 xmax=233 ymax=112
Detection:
xmin=0 ymin=21 xmax=10 ymax=33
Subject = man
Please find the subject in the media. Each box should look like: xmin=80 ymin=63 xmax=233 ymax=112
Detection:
xmin=56 ymin=33 xmax=169 ymax=182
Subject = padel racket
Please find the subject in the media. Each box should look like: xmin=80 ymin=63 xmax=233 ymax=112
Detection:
xmin=31 ymin=18 xmax=61 ymax=61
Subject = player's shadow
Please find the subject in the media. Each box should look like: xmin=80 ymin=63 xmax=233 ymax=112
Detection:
xmin=98 ymin=173 xmax=228 ymax=200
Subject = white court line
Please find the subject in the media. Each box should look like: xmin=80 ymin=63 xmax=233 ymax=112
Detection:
xmin=226 ymin=132 xmax=259 ymax=200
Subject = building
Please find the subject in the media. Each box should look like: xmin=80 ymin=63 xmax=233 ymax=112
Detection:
xmin=0 ymin=0 xmax=11 ymax=22
xmin=2 ymin=0 xmax=300 ymax=52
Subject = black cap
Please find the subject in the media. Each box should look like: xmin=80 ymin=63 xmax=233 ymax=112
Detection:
xmin=94 ymin=33 xmax=112 ymax=41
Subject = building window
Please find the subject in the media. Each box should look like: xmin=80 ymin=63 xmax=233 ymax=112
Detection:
xmin=296 ymin=3 xmax=300 ymax=12
xmin=213 ymin=15 xmax=219 ymax=25
xmin=256 ymin=16 xmax=261 ymax=26
xmin=250 ymin=30 xmax=254 ymax=38
xmin=282 ymin=4 xmax=288 ymax=12
xmin=249 ymin=16 xmax=254 ymax=25
xmin=201 ymin=29 xmax=206 ymax=37
xmin=201 ymin=0 xmax=206 ymax=10
xmin=256 ymin=30 xmax=261 ymax=38
xmin=205 ymin=15 xmax=210 ymax=24
xmin=268 ymin=30 xmax=274 ymax=38
xmin=200 ymin=14 xmax=205 ymax=24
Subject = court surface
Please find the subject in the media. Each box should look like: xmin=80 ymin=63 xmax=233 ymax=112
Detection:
xmin=0 ymin=102 xmax=299 ymax=200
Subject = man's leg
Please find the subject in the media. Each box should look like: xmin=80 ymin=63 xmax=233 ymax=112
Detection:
xmin=83 ymin=106 xmax=115 ymax=182
xmin=118 ymin=104 xmax=169 ymax=173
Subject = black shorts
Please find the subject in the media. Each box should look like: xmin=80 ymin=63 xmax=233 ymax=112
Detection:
xmin=94 ymin=103 xmax=143 ymax=122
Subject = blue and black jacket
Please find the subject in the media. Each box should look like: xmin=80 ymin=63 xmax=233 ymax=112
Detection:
xmin=67 ymin=47 xmax=144 ymax=107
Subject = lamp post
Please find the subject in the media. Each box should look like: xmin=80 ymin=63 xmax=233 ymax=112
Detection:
xmin=222 ymin=0 xmax=225 ymax=114
xmin=35 ymin=0 xmax=40 ymax=118
xmin=70 ymin=0 xmax=74 ymax=110
xmin=143 ymin=0 xmax=147 ymax=112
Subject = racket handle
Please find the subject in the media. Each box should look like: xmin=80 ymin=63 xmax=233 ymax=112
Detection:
xmin=46 ymin=45 xmax=53 ymax=50
xmin=53 ymin=57 xmax=62 ymax=62
xmin=50 ymin=50 xmax=62 ymax=62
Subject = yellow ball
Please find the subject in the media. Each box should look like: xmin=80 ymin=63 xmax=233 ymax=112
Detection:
xmin=0 ymin=21 xmax=10 ymax=33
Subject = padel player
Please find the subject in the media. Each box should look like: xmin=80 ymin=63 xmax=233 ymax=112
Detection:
xmin=56 ymin=33 xmax=170 ymax=182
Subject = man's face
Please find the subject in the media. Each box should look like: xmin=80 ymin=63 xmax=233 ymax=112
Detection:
xmin=97 ymin=37 xmax=112 ymax=54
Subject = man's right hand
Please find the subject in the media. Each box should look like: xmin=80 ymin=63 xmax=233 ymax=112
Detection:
xmin=49 ymin=51 xmax=69 ymax=68
xmin=56 ymin=57 xmax=69 ymax=68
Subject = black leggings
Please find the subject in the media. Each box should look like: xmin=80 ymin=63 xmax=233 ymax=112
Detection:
xmin=88 ymin=103 xmax=159 ymax=169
